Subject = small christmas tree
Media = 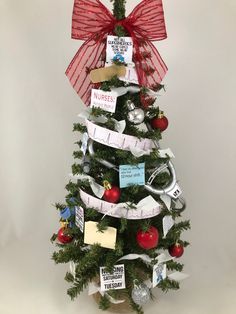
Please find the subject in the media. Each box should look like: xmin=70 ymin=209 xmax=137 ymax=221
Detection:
xmin=51 ymin=1 xmax=190 ymax=313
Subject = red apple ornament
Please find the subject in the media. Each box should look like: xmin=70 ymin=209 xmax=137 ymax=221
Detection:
xmin=168 ymin=243 xmax=184 ymax=258
xmin=136 ymin=226 xmax=159 ymax=250
xmin=103 ymin=181 xmax=121 ymax=203
xmin=150 ymin=111 xmax=168 ymax=132
xmin=57 ymin=227 xmax=73 ymax=244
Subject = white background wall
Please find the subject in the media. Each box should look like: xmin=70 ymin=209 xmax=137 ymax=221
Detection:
xmin=1 ymin=0 xmax=236 ymax=313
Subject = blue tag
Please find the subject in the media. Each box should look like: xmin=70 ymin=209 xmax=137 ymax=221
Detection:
xmin=119 ymin=163 xmax=145 ymax=188
xmin=60 ymin=207 xmax=72 ymax=219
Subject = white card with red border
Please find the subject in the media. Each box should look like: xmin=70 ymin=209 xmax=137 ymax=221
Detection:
xmin=90 ymin=89 xmax=117 ymax=113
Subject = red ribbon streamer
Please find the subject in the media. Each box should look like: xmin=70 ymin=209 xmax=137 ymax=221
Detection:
xmin=66 ymin=0 xmax=168 ymax=105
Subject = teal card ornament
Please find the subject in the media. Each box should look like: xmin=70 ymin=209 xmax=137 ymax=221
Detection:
xmin=119 ymin=163 xmax=145 ymax=188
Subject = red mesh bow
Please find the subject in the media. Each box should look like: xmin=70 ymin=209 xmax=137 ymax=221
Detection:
xmin=66 ymin=0 xmax=167 ymax=105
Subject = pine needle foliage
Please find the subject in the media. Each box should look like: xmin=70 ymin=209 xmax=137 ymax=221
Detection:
xmin=52 ymin=0 xmax=190 ymax=313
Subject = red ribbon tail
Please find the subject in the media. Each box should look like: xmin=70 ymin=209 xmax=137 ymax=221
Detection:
xmin=135 ymin=40 xmax=168 ymax=89
xmin=65 ymin=38 xmax=106 ymax=106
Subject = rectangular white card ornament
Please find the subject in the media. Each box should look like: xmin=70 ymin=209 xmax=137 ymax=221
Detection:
xmin=91 ymin=89 xmax=117 ymax=113
xmin=84 ymin=221 xmax=117 ymax=250
xmin=106 ymin=36 xmax=133 ymax=63
xmin=153 ymin=263 xmax=166 ymax=288
xmin=100 ymin=264 xmax=126 ymax=291
xmin=75 ymin=206 xmax=84 ymax=233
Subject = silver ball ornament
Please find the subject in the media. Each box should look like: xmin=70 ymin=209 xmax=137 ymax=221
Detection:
xmin=131 ymin=283 xmax=150 ymax=306
xmin=126 ymin=100 xmax=145 ymax=125
xmin=128 ymin=108 xmax=145 ymax=124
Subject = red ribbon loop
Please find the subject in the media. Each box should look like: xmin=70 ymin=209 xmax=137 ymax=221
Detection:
xmin=66 ymin=0 xmax=168 ymax=105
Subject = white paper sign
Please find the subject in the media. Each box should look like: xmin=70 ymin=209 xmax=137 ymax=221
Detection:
xmin=153 ymin=263 xmax=166 ymax=288
xmin=106 ymin=36 xmax=133 ymax=63
xmin=163 ymin=215 xmax=174 ymax=238
xmin=119 ymin=66 xmax=139 ymax=84
xmin=91 ymin=89 xmax=117 ymax=113
xmin=75 ymin=206 xmax=84 ymax=233
xmin=167 ymin=183 xmax=182 ymax=199
xmin=100 ymin=264 xmax=126 ymax=291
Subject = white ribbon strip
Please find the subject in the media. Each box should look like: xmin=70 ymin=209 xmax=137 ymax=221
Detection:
xmin=110 ymin=85 xmax=159 ymax=98
xmin=70 ymin=174 xmax=105 ymax=199
xmin=160 ymin=194 xmax=172 ymax=210
xmin=163 ymin=215 xmax=174 ymax=238
xmin=110 ymin=86 xmax=141 ymax=97
xmin=113 ymin=119 xmax=126 ymax=133
xmin=78 ymin=109 xmax=126 ymax=134
xmin=80 ymin=189 xmax=162 ymax=220
xmin=86 ymin=120 xmax=176 ymax=158
xmin=88 ymin=281 xmax=100 ymax=296
xmin=80 ymin=132 xmax=89 ymax=155
xmin=80 ymin=117 xmax=175 ymax=159
xmin=69 ymin=261 xmax=76 ymax=279
xmin=156 ymin=253 xmax=174 ymax=264
xmin=91 ymin=181 xmax=105 ymax=199
xmin=78 ymin=109 xmax=108 ymax=124
xmin=130 ymin=146 xmax=152 ymax=157
xmin=86 ymin=119 xmax=156 ymax=152
xmin=168 ymin=272 xmax=189 ymax=281
xmin=118 ymin=253 xmax=153 ymax=264
xmin=118 ymin=252 xmax=173 ymax=265
xmin=144 ymin=279 xmax=153 ymax=289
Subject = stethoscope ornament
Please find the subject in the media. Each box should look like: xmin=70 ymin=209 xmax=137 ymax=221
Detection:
xmin=87 ymin=138 xmax=186 ymax=210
